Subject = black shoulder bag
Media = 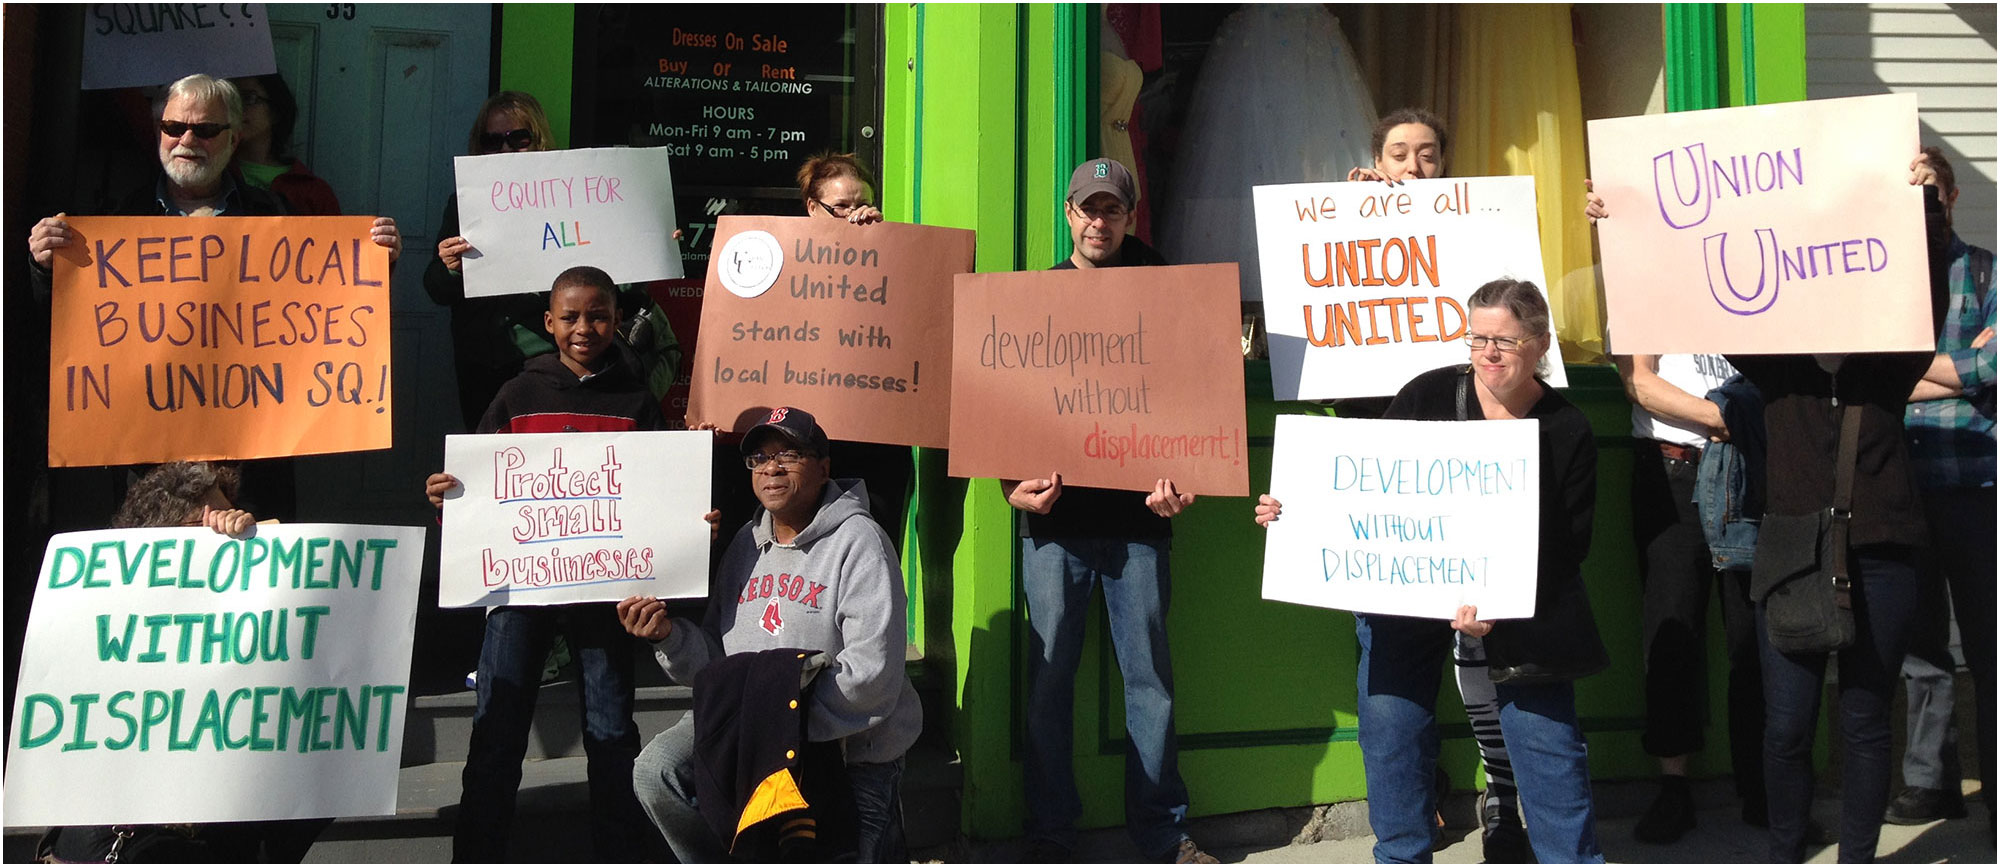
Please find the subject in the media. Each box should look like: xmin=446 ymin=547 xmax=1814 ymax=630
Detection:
xmin=1749 ymin=405 xmax=1861 ymax=654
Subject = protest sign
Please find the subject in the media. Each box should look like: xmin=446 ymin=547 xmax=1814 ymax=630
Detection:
xmin=1587 ymin=94 xmax=1931 ymax=354
xmin=48 ymin=216 xmax=392 ymax=466
xmin=1252 ymin=176 xmax=1566 ymax=400
xmin=5 ymin=523 xmax=425 ymax=825
xmin=1260 ymin=415 xmax=1540 ymax=620
xmin=439 ymin=430 xmax=713 ymax=607
xmin=947 ymin=264 xmax=1249 ymax=496
xmin=687 ymin=216 xmax=973 ymax=447
xmin=81 ymin=3 xmax=277 ymax=91
xmin=454 ymin=147 xmax=684 ymax=298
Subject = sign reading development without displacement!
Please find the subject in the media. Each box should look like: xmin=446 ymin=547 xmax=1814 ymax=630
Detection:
xmin=948 ymin=263 xmax=1249 ymax=496
xmin=455 ymin=146 xmax=685 ymax=298
xmin=689 ymin=215 xmax=974 ymax=447
xmin=49 ymin=216 xmax=392 ymax=466
xmin=5 ymin=524 xmax=426 ymax=826
xmin=1252 ymin=176 xmax=1566 ymax=400
xmin=1260 ymin=415 xmax=1541 ymax=620
xmin=439 ymin=430 xmax=715 ymax=607
xmin=1587 ymin=93 xmax=1932 ymax=355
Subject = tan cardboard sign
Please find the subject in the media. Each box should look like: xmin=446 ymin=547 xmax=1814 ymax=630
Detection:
xmin=688 ymin=216 xmax=973 ymax=447
xmin=947 ymin=263 xmax=1250 ymax=496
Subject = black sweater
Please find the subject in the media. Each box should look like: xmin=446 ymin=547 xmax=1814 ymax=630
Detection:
xmin=478 ymin=353 xmax=665 ymax=435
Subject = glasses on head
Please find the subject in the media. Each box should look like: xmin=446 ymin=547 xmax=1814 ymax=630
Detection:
xmin=1464 ymin=332 xmax=1536 ymax=353
xmin=815 ymin=199 xmax=869 ymax=218
xmin=479 ymin=128 xmax=535 ymax=153
xmin=744 ymin=450 xmax=816 ymax=471
xmin=160 ymin=120 xmax=231 ymax=140
xmin=1073 ymin=202 xmax=1129 ymax=222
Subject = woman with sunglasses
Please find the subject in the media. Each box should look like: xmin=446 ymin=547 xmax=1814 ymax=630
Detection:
xmin=1254 ymin=280 xmax=1607 ymax=863
xmin=422 ymin=92 xmax=568 ymax=430
xmin=799 ymin=152 xmax=882 ymax=226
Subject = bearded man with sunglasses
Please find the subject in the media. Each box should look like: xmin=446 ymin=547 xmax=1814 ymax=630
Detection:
xmin=24 ymin=73 xmax=401 ymax=526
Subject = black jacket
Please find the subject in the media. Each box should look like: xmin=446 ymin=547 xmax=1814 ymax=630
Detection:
xmin=477 ymin=352 xmax=666 ymax=435
xmin=692 ymin=648 xmax=856 ymax=860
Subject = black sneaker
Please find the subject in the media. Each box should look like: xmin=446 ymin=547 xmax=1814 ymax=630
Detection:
xmin=1025 ymin=838 xmax=1073 ymax=864
xmin=1479 ymin=793 xmax=1532 ymax=864
xmin=1633 ymin=776 xmax=1696 ymax=844
xmin=1884 ymin=785 xmax=1969 ymax=825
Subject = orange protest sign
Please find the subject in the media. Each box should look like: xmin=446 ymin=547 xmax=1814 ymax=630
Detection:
xmin=48 ymin=216 xmax=393 ymax=466
xmin=688 ymin=215 xmax=974 ymax=447
xmin=947 ymin=263 xmax=1250 ymax=496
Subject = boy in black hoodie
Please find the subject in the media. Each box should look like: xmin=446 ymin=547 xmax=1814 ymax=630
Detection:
xmin=424 ymin=265 xmax=663 ymax=861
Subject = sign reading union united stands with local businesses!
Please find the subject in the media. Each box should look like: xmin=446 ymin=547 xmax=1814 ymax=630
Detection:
xmin=1587 ymin=93 xmax=1932 ymax=355
xmin=1252 ymin=176 xmax=1566 ymax=400
xmin=5 ymin=524 xmax=426 ymax=826
xmin=48 ymin=216 xmax=392 ymax=466
xmin=947 ymin=263 xmax=1249 ymax=497
xmin=1260 ymin=416 xmax=1541 ymax=620
xmin=439 ymin=430 xmax=713 ymax=608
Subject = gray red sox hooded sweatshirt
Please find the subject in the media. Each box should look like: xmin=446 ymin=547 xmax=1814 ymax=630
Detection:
xmin=652 ymin=478 xmax=921 ymax=765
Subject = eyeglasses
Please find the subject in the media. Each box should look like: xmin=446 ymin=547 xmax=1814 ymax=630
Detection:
xmin=479 ymin=128 xmax=535 ymax=153
xmin=1464 ymin=332 xmax=1537 ymax=352
xmin=815 ymin=199 xmax=869 ymax=218
xmin=160 ymin=120 xmax=231 ymax=140
xmin=240 ymin=92 xmax=270 ymax=108
xmin=1073 ymin=202 xmax=1129 ymax=222
xmin=744 ymin=450 xmax=816 ymax=471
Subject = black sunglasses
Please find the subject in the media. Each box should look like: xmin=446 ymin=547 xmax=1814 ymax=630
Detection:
xmin=479 ymin=128 xmax=535 ymax=152
xmin=160 ymin=120 xmax=230 ymax=140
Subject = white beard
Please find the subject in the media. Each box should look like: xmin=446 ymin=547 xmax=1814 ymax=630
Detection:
xmin=161 ymin=144 xmax=229 ymax=192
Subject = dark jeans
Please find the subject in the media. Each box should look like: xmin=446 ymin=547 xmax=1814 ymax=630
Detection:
xmin=1759 ymin=549 xmax=1921 ymax=863
xmin=452 ymin=603 xmax=657 ymax=862
xmin=1901 ymin=486 xmax=1996 ymax=804
xmin=1631 ymin=451 xmax=1764 ymax=801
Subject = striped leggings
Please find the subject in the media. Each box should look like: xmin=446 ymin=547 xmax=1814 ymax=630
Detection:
xmin=1455 ymin=634 xmax=1520 ymax=826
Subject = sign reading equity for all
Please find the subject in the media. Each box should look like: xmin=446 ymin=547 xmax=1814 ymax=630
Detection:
xmin=947 ymin=263 xmax=1250 ymax=496
xmin=1252 ymin=176 xmax=1566 ymax=400
xmin=5 ymin=524 xmax=426 ymax=826
xmin=1587 ymin=93 xmax=1932 ymax=355
xmin=1260 ymin=416 xmax=1541 ymax=620
xmin=81 ymin=3 xmax=277 ymax=90
xmin=48 ymin=216 xmax=393 ymax=466
xmin=439 ymin=430 xmax=714 ymax=607
xmin=688 ymin=216 xmax=974 ymax=448
xmin=454 ymin=146 xmax=685 ymax=298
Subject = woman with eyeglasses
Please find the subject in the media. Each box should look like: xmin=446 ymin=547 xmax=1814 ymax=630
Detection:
xmin=227 ymin=73 xmax=341 ymax=216
xmin=421 ymin=92 xmax=570 ymax=431
xmin=1254 ymin=279 xmax=1607 ymax=863
xmin=799 ymin=152 xmax=883 ymax=226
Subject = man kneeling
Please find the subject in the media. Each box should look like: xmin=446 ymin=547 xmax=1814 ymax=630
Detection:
xmin=619 ymin=406 xmax=920 ymax=863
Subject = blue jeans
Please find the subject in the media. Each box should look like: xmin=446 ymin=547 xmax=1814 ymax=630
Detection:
xmin=453 ymin=603 xmax=655 ymax=862
xmin=1760 ymin=550 xmax=1921 ymax=863
xmin=633 ymin=714 xmax=908 ymax=862
xmin=1020 ymin=537 xmax=1191 ymax=859
xmin=1356 ymin=614 xmax=1603 ymax=864
xmin=1901 ymin=487 xmax=1995 ymax=803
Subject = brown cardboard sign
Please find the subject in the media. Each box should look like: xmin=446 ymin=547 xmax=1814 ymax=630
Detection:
xmin=948 ymin=263 xmax=1249 ymax=496
xmin=688 ymin=215 xmax=974 ymax=447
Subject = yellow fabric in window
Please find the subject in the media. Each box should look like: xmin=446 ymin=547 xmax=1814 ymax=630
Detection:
xmin=1452 ymin=4 xmax=1607 ymax=364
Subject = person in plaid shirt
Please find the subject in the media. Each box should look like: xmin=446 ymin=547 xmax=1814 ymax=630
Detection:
xmin=1891 ymin=145 xmax=1997 ymax=828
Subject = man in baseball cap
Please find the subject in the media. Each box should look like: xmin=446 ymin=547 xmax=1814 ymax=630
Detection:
xmin=1006 ymin=160 xmax=1214 ymax=864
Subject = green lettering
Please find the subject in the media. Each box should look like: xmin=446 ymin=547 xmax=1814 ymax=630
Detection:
xmin=279 ymin=687 xmax=316 ymax=751
xmin=48 ymin=546 xmax=87 ymax=589
xmin=172 ymin=612 xmax=206 ymax=662
xmin=17 ymin=694 xmax=63 ymax=748
xmin=296 ymin=605 xmax=331 ymax=659
xmin=117 ymin=541 xmax=147 ymax=586
xmin=269 ymin=538 xmax=304 ymax=588
xmin=249 ymin=686 xmax=278 ymax=751
xmin=96 ymin=614 xmax=138 ymax=662
xmin=139 ymin=690 xmax=171 ymax=750
xmin=84 ymin=541 xmax=118 ymax=588
xmin=302 ymin=538 xmax=333 ymax=588
xmin=310 ymin=686 xmax=337 ymax=752
xmin=260 ymin=609 xmax=289 ymax=661
xmin=138 ymin=614 xmax=173 ymax=663
xmin=201 ymin=611 xmax=231 ymax=663
xmin=240 ymin=536 xmax=268 ymax=589
xmin=331 ymin=539 xmax=363 ymax=589
xmin=61 ymin=694 xmax=101 ymax=751
xmin=365 ymin=539 xmax=398 ymax=591
xmin=190 ymin=689 xmax=227 ymax=751
xmin=167 ymin=689 xmax=197 ymax=751
xmin=104 ymin=691 xmax=138 ymax=749
xmin=371 ymin=685 xmax=406 ymax=752
xmin=333 ymin=686 xmax=368 ymax=750
xmin=222 ymin=688 xmax=253 ymax=749
xmin=207 ymin=538 xmax=240 ymax=592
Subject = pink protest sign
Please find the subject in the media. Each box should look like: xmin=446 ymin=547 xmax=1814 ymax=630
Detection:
xmin=1586 ymin=94 xmax=1933 ymax=355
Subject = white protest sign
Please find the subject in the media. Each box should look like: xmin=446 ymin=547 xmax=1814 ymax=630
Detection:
xmin=440 ymin=430 xmax=712 ymax=607
xmin=5 ymin=523 xmax=425 ymax=826
xmin=1253 ymin=176 xmax=1566 ymax=400
xmin=81 ymin=4 xmax=278 ymax=90
xmin=1260 ymin=415 xmax=1540 ymax=619
xmin=454 ymin=147 xmax=684 ymax=298
xmin=1586 ymin=94 xmax=1930 ymax=354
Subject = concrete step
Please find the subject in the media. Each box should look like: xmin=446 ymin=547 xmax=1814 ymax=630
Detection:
xmin=401 ymin=681 xmax=691 ymax=765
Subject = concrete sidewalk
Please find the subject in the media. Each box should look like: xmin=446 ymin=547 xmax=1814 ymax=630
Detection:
xmin=937 ymin=777 xmax=1995 ymax=864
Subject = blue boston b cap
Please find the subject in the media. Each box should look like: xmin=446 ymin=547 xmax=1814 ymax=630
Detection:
xmin=1066 ymin=157 xmax=1136 ymax=209
xmin=741 ymin=406 xmax=832 ymax=456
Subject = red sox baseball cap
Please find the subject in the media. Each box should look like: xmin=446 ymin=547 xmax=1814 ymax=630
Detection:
xmin=741 ymin=406 xmax=832 ymax=456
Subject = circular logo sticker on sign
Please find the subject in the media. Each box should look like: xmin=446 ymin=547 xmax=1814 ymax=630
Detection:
xmin=716 ymin=230 xmax=784 ymax=299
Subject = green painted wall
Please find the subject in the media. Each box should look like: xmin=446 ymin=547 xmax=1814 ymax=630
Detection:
xmin=498 ymin=4 xmax=574 ymax=147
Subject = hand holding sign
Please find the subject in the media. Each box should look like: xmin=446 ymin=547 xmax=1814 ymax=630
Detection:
xmin=454 ymin=147 xmax=684 ymax=297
